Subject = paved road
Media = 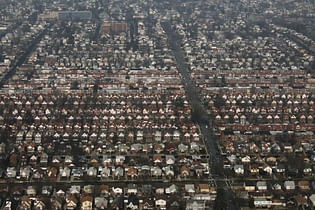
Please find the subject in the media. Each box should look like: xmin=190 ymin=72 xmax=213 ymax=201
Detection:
xmin=161 ymin=21 xmax=240 ymax=210
xmin=161 ymin=22 xmax=219 ymax=160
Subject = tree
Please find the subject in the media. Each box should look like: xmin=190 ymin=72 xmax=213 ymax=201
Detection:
xmin=70 ymin=80 xmax=79 ymax=90
xmin=214 ymin=94 xmax=225 ymax=108
xmin=214 ymin=188 xmax=228 ymax=210
xmin=23 ymin=110 xmax=34 ymax=125
xmin=191 ymin=108 xmax=202 ymax=123
xmin=221 ymin=76 xmax=227 ymax=87
xmin=213 ymin=159 xmax=225 ymax=177
xmin=174 ymin=97 xmax=184 ymax=107
xmin=93 ymin=80 xmax=99 ymax=93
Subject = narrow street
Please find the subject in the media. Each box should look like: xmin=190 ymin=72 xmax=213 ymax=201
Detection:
xmin=162 ymin=22 xmax=240 ymax=210
xmin=161 ymin=22 xmax=219 ymax=160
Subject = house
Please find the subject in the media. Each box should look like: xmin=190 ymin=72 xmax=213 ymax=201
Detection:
xmin=303 ymin=164 xmax=312 ymax=175
xmin=83 ymin=185 xmax=94 ymax=194
xmin=21 ymin=197 xmax=32 ymax=209
xmin=60 ymin=167 xmax=71 ymax=178
xmin=173 ymin=130 xmax=181 ymax=140
xmin=126 ymin=195 xmax=139 ymax=210
xmin=131 ymin=143 xmax=142 ymax=153
xmin=72 ymin=168 xmax=84 ymax=178
xmin=16 ymin=131 xmax=24 ymax=142
xmin=284 ymin=181 xmax=295 ymax=190
xmin=190 ymin=142 xmax=200 ymax=152
xmin=163 ymin=165 xmax=174 ymax=177
xmin=256 ymin=181 xmax=267 ymax=191
xmin=151 ymin=166 xmax=162 ymax=177
xmin=81 ymin=195 xmax=93 ymax=210
xmin=102 ymin=156 xmax=112 ymax=166
xmin=169 ymin=198 xmax=181 ymax=209
xmin=234 ymin=164 xmax=244 ymax=175
xmin=26 ymin=142 xmax=35 ymax=153
xmin=29 ymin=154 xmax=38 ymax=165
xmin=165 ymin=184 xmax=178 ymax=194
xmin=250 ymin=164 xmax=259 ymax=174
xmin=254 ymin=198 xmax=272 ymax=207
xmin=181 ymin=165 xmax=190 ymax=177
xmin=198 ymin=184 xmax=209 ymax=193
xmin=127 ymin=184 xmax=138 ymax=194
xmin=40 ymin=152 xmax=48 ymax=166
xmin=99 ymin=185 xmax=109 ymax=195
xmin=141 ymin=198 xmax=154 ymax=209
xmin=127 ymin=167 xmax=138 ymax=178
xmin=140 ymin=184 xmax=152 ymax=195
xmin=20 ymin=167 xmax=31 ymax=180
xmin=186 ymin=200 xmax=205 ymax=210
xmin=154 ymin=131 xmax=162 ymax=141
xmin=55 ymin=188 xmax=66 ymax=197
xmin=34 ymin=133 xmax=42 ymax=144
xmin=266 ymin=156 xmax=277 ymax=164
xmin=156 ymin=187 xmax=164 ymax=195
xmin=115 ymin=156 xmax=125 ymax=165
xmin=6 ymin=167 xmax=16 ymax=178
xmin=178 ymin=143 xmax=188 ymax=153
xmin=275 ymin=164 xmax=285 ymax=173
xmin=153 ymin=154 xmax=163 ymax=164
xmin=51 ymin=198 xmax=63 ymax=210
xmin=64 ymin=156 xmax=73 ymax=165
xmin=241 ymin=155 xmax=251 ymax=163
xmin=47 ymin=167 xmax=58 ymax=179
xmin=155 ymin=198 xmax=167 ymax=210
xmin=34 ymin=197 xmax=46 ymax=210
xmin=94 ymin=197 xmax=108 ymax=209
xmin=52 ymin=156 xmax=61 ymax=164
xmin=87 ymin=167 xmax=97 ymax=177
xmin=112 ymin=187 xmax=123 ymax=195
xmin=113 ymin=167 xmax=124 ymax=177
xmin=263 ymin=164 xmax=273 ymax=175
xmin=271 ymin=199 xmax=286 ymax=207
xmin=69 ymin=185 xmax=81 ymax=195
xmin=165 ymin=155 xmax=175 ymax=165
xmin=185 ymin=184 xmax=195 ymax=195
xmin=2 ymin=200 xmax=12 ymax=210
xmin=100 ymin=167 xmax=111 ymax=178
xmin=26 ymin=186 xmax=37 ymax=196
xmin=41 ymin=186 xmax=53 ymax=196
xmin=65 ymin=196 xmax=78 ymax=209
xmin=295 ymin=195 xmax=307 ymax=207
xmin=154 ymin=143 xmax=164 ymax=153
xmin=298 ymin=181 xmax=310 ymax=191
xmin=140 ymin=165 xmax=151 ymax=177
xmin=272 ymin=183 xmax=282 ymax=191
xmin=111 ymin=197 xmax=124 ymax=209
xmin=193 ymin=193 xmax=212 ymax=201
xmin=244 ymin=181 xmax=255 ymax=192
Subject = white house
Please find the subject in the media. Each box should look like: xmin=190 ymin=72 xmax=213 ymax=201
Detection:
xmin=256 ymin=181 xmax=267 ymax=191
xmin=254 ymin=198 xmax=272 ymax=207
xmin=155 ymin=199 xmax=166 ymax=210
xmin=234 ymin=165 xmax=244 ymax=175
xmin=284 ymin=181 xmax=295 ymax=190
